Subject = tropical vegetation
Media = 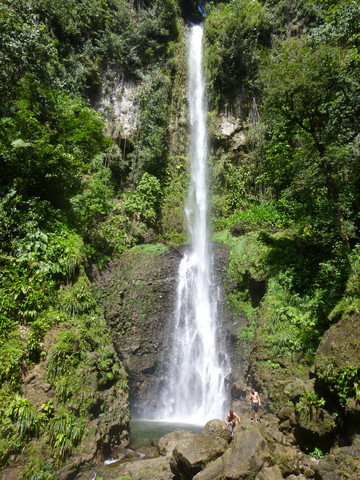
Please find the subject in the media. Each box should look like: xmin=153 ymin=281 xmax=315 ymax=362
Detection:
xmin=0 ymin=0 xmax=360 ymax=476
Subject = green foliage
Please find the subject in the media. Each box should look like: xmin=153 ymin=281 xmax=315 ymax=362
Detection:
xmin=0 ymin=197 xmax=87 ymax=335
xmin=258 ymin=236 xmax=349 ymax=354
xmin=71 ymin=155 xmax=113 ymax=239
xmin=220 ymin=229 xmax=351 ymax=360
xmin=205 ymin=0 xmax=272 ymax=104
xmin=0 ymin=330 xmax=26 ymax=390
xmin=44 ymin=229 xmax=85 ymax=282
xmin=296 ymin=390 xmax=326 ymax=421
xmin=20 ymin=456 xmax=56 ymax=480
xmin=237 ymin=320 xmax=256 ymax=344
xmin=27 ymin=317 xmax=52 ymax=361
xmin=265 ymin=0 xmax=326 ymax=39
xmin=160 ymin=159 xmax=188 ymax=244
xmin=95 ymin=203 xmax=135 ymax=256
xmin=129 ymin=69 xmax=170 ymax=179
xmin=0 ymin=77 xmax=107 ymax=206
xmin=228 ymin=232 xmax=269 ymax=285
xmin=308 ymin=0 xmax=360 ymax=51
xmin=257 ymin=38 xmax=360 ymax=243
xmin=210 ymin=145 xmax=257 ymax=221
xmin=39 ymin=401 xmax=55 ymax=422
xmin=0 ymin=0 xmax=58 ymax=109
xmin=5 ymin=396 xmax=41 ymax=439
xmin=46 ymin=313 xmax=128 ymax=413
xmin=56 ymin=274 xmax=97 ymax=316
xmin=215 ymin=202 xmax=287 ymax=231
xmin=46 ymin=331 xmax=81 ymax=383
xmin=212 ymin=229 xmax=238 ymax=248
xmin=308 ymin=447 xmax=324 ymax=458
xmin=124 ymin=173 xmax=162 ymax=227
xmin=317 ymin=364 xmax=360 ymax=407
xmin=0 ymin=262 xmax=54 ymax=327
xmin=48 ymin=413 xmax=86 ymax=461
xmin=32 ymin=0 xmax=180 ymax=90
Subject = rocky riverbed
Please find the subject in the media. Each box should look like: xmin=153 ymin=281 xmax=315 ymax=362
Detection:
xmin=82 ymin=416 xmax=360 ymax=480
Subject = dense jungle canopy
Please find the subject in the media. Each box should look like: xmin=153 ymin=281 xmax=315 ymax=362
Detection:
xmin=0 ymin=0 xmax=360 ymax=478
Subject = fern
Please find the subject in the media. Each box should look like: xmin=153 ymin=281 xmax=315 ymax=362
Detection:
xmin=48 ymin=414 xmax=86 ymax=461
xmin=6 ymin=396 xmax=40 ymax=439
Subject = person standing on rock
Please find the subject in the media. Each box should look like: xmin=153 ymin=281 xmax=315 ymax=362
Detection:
xmin=223 ymin=409 xmax=240 ymax=430
xmin=250 ymin=389 xmax=261 ymax=423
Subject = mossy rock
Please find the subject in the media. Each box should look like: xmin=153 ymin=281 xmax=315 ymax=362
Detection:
xmin=314 ymin=312 xmax=360 ymax=405
xmin=315 ymin=313 xmax=360 ymax=374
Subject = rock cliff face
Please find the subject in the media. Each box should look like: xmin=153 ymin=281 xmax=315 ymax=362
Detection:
xmin=92 ymin=244 xmax=181 ymax=415
xmin=91 ymin=241 xmax=241 ymax=418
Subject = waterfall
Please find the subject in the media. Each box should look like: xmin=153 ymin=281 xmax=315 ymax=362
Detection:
xmin=156 ymin=24 xmax=229 ymax=425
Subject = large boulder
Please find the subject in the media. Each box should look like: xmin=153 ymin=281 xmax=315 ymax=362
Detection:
xmin=269 ymin=443 xmax=300 ymax=477
xmin=314 ymin=434 xmax=360 ymax=480
xmin=222 ymin=427 xmax=270 ymax=479
xmin=95 ymin=456 xmax=173 ymax=480
xmin=294 ymin=405 xmax=336 ymax=451
xmin=193 ymin=456 xmax=224 ymax=480
xmin=314 ymin=312 xmax=360 ymax=442
xmin=255 ymin=465 xmax=284 ymax=480
xmin=284 ymin=379 xmax=315 ymax=403
xmin=315 ymin=312 xmax=360 ymax=405
xmin=158 ymin=430 xmax=199 ymax=457
xmin=201 ymin=419 xmax=232 ymax=449
xmin=170 ymin=429 xmax=227 ymax=480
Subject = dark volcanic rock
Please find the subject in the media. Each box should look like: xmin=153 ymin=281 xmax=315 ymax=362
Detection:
xmin=314 ymin=434 xmax=360 ymax=479
xmin=91 ymin=245 xmax=180 ymax=414
xmin=91 ymin=242 xmax=235 ymax=417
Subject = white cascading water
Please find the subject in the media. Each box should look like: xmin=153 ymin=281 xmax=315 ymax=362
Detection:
xmin=156 ymin=24 xmax=229 ymax=425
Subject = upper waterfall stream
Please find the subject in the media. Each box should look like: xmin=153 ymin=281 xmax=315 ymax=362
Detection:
xmin=155 ymin=24 xmax=229 ymax=425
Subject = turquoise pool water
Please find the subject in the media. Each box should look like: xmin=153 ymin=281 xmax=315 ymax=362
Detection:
xmin=129 ymin=419 xmax=203 ymax=449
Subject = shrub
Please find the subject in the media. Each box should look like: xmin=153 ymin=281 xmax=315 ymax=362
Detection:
xmin=296 ymin=390 xmax=326 ymax=421
xmin=48 ymin=413 xmax=86 ymax=461
xmin=56 ymin=273 xmax=96 ymax=316
xmin=5 ymin=396 xmax=40 ymax=439
xmin=20 ymin=456 xmax=55 ymax=480
xmin=0 ymin=331 xmax=25 ymax=390
xmin=318 ymin=364 xmax=360 ymax=407
xmin=46 ymin=331 xmax=81 ymax=383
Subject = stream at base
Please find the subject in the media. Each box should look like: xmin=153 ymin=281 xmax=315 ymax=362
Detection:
xmin=97 ymin=420 xmax=203 ymax=477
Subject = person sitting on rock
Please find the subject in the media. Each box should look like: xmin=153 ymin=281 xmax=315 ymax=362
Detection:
xmin=250 ymin=388 xmax=261 ymax=423
xmin=223 ymin=409 xmax=240 ymax=430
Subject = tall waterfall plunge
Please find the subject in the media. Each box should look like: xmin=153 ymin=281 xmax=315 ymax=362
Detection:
xmin=155 ymin=24 xmax=229 ymax=425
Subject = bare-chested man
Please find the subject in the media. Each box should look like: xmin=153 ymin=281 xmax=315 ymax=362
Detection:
xmin=223 ymin=409 xmax=240 ymax=430
xmin=250 ymin=389 xmax=261 ymax=423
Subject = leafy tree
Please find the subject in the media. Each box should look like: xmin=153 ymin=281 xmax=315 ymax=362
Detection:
xmin=0 ymin=0 xmax=58 ymax=112
xmin=71 ymin=155 xmax=113 ymax=238
xmin=124 ymin=173 xmax=162 ymax=228
xmin=264 ymin=0 xmax=327 ymax=38
xmin=258 ymin=39 xmax=360 ymax=243
xmin=129 ymin=69 xmax=170 ymax=180
xmin=0 ymin=76 xmax=108 ymax=206
xmin=205 ymin=0 xmax=272 ymax=105
xmin=308 ymin=0 xmax=360 ymax=60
